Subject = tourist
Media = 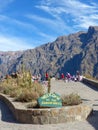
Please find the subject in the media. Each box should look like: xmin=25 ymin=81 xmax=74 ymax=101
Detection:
xmin=76 ymin=70 xmax=80 ymax=81
xmin=61 ymin=73 xmax=65 ymax=80
xmin=38 ymin=73 xmax=41 ymax=82
xmin=45 ymin=72 xmax=49 ymax=81
xmin=66 ymin=72 xmax=71 ymax=82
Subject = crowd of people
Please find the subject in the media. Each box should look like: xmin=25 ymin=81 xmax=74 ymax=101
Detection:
xmin=60 ymin=71 xmax=83 ymax=82
xmin=0 ymin=70 xmax=83 ymax=84
xmin=31 ymin=70 xmax=83 ymax=83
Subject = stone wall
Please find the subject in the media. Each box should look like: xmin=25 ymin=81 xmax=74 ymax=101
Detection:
xmin=82 ymin=78 xmax=98 ymax=88
xmin=0 ymin=93 xmax=92 ymax=124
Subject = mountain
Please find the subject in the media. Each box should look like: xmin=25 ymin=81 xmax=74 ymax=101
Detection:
xmin=0 ymin=51 xmax=24 ymax=77
xmin=0 ymin=26 xmax=98 ymax=79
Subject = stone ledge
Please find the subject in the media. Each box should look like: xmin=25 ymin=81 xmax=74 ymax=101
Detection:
xmin=82 ymin=78 xmax=98 ymax=88
xmin=0 ymin=93 xmax=92 ymax=124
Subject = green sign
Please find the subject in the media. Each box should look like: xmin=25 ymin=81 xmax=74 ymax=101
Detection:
xmin=38 ymin=93 xmax=62 ymax=108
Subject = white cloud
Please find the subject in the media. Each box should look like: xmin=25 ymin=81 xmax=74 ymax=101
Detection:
xmin=27 ymin=13 xmax=73 ymax=35
xmin=36 ymin=0 xmax=98 ymax=29
xmin=27 ymin=14 xmax=64 ymax=30
xmin=38 ymin=32 xmax=56 ymax=43
xmin=0 ymin=0 xmax=14 ymax=12
xmin=0 ymin=35 xmax=34 ymax=51
xmin=0 ymin=14 xmax=60 ymax=47
xmin=0 ymin=14 xmax=57 ymax=42
xmin=0 ymin=14 xmax=39 ymax=32
xmin=1 ymin=0 xmax=98 ymax=51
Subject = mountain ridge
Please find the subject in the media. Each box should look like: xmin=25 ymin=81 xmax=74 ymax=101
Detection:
xmin=0 ymin=26 xmax=98 ymax=79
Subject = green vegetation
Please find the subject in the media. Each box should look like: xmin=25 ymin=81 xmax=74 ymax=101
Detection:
xmin=0 ymin=70 xmax=44 ymax=102
xmin=61 ymin=93 xmax=82 ymax=106
xmin=0 ymin=66 xmax=82 ymax=108
xmin=27 ymin=93 xmax=82 ymax=108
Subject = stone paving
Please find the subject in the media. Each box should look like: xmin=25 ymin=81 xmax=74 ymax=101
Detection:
xmin=0 ymin=80 xmax=98 ymax=130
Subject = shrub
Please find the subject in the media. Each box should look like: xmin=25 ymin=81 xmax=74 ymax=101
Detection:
xmin=0 ymin=70 xmax=44 ymax=102
xmin=61 ymin=93 xmax=82 ymax=106
xmin=15 ymin=89 xmax=39 ymax=102
xmin=84 ymin=74 xmax=98 ymax=81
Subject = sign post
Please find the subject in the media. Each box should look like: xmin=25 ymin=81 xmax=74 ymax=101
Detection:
xmin=38 ymin=93 xmax=62 ymax=108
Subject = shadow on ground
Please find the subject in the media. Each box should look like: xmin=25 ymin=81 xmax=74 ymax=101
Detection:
xmin=87 ymin=109 xmax=98 ymax=130
xmin=0 ymin=100 xmax=18 ymax=123
xmin=82 ymin=83 xmax=98 ymax=130
xmin=82 ymin=82 xmax=98 ymax=92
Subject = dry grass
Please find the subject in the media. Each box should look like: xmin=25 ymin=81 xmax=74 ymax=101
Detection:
xmin=0 ymin=70 xmax=82 ymax=107
xmin=84 ymin=74 xmax=98 ymax=81
xmin=61 ymin=93 xmax=82 ymax=106
xmin=0 ymin=71 xmax=44 ymax=102
xmin=25 ymin=93 xmax=82 ymax=108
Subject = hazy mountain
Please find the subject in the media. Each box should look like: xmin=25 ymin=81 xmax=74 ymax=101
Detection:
xmin=0 ymin=26 xmax=98 ymax=79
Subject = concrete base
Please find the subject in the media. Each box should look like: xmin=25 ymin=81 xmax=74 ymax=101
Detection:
xmin=0 ymin=93 xmax=92 ymax=124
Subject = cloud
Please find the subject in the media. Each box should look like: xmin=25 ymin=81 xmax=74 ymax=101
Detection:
xmin=0 ymin=35 xmax=34 ymax=51
xmin=27 ymin=13 xmax=73 ymax=35
xmin=38 ymin=32 xmax=57 ymax=43
xmin=35 ymin=0 xmax=98 ymax=29
xmin=0 ymin=14 xmax=39 ymax=32
xmin=0 ymin=0 xmax=14 ymax=12
xmin=0 ymin=14 xmax=59 ymax=48
xmin=27 ymin=14 xmax=64 ymax=31
xmin=0 ymin=14 xmax=57 ymax=41
xmin=1 ymin=0 xmax=98 ymax=51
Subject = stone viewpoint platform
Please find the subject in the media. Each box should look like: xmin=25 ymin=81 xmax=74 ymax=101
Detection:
xmin=0 ymin=79 xmax=98 ymax=130
xmin=0 ymin=93 xmax=92 ymax=124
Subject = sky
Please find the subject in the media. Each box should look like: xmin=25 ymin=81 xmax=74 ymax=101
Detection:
xmin=0 ymin=0 xmax=98 ymax=51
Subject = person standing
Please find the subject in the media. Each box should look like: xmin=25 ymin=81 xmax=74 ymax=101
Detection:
xmin=61 ymin=73 xmax=65 ymax=80
xmin=45 ymin=72 xmax=49 ymax=81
